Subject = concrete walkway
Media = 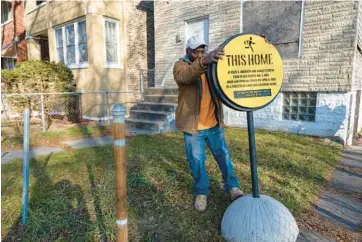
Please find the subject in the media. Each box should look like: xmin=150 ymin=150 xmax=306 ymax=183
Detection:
xmin=297 ymin=142 xmax=362 ymax=241
xmin=1 ymin=136 xmax=114 ymax=165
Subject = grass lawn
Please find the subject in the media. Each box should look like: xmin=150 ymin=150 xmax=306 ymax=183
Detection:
xmin=1 ymin=125 xmax=111 ymax=151
xmin=1 ymin=128 xmax=341 ymax=241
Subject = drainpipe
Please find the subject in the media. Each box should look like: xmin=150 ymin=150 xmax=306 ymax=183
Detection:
xmin=13 ymin=0 xmax=18 ymax=60
xmin=240 ymin=0 xmax=243 ymax=33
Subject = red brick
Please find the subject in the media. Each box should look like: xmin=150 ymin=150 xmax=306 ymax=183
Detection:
xmin=1 ymin=0 xmax=27 ymax=62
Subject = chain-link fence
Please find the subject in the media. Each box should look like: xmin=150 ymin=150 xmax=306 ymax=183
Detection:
xmin=1 ymin=91 xmax=140 ymax=132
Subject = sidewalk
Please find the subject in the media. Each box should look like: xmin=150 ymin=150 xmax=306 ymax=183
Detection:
xmin=1 ymin=136 xmax=114 ymax=165
xmin=297 ymin=142 xmax=362 ymax=242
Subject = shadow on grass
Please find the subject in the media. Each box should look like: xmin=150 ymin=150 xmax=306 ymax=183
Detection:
xmin=2 ymin=130 xmax=340 ymax=241
xmin=3 ymin=153 xmax=92 ymax=242
xmin=124 ymin=134 xmax=230 ymax=241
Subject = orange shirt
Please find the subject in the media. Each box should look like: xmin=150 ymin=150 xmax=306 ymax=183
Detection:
xmin=198 ymin=74 xmax=218 ymax=130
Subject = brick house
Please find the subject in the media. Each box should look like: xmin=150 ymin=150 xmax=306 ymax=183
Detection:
xmin=23 ymin=0 xmax=154 ymax=119
xmin=153 ymin=0 xmax=362 ymax=145
xmin=1 ymin=0 xmax=28 ymax=69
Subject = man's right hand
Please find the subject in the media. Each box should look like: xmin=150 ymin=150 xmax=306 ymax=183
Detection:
xmin=202 ymin=47 xmax=225 ymax=66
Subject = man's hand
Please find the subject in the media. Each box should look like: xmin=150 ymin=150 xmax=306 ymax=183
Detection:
xmin=202 ymin=47 xmax=225 ymax=66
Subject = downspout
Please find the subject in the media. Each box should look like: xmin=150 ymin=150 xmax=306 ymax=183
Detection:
xmin=13 ymin=0 xmax=18 ymax=59
xmin=298 ymin=0 xmax=306 ymax=58
xmin=240 ymin=0 xmax=243 ymax=33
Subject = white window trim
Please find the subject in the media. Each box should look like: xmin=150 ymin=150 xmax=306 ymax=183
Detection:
xmin=103 ymin=17 xmax=122 ymax=69
xmin=1 ymin=19 xmax=13 ymax=26
xmin=184 ymin=16 xmax=209 ymax=50
xmin=54 ymin=18 xmax=88 ymax=69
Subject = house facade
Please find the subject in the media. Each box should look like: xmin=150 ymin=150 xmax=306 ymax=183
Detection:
xmin=1 ymin=0 xmax=28 ymax=69
xmin=154 ymin=0 xmax=362 ymax=145
xmin=24 ymin=0 xmax=154 ymax=119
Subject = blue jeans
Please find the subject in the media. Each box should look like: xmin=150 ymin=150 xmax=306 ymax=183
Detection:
xmin=183 ymin=125 xmax=240 ymax=196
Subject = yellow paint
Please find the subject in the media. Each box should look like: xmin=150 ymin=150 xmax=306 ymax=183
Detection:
xmin=216 ymin=34 xmax=283 ymax=109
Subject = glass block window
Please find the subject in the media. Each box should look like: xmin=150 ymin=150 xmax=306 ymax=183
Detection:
xmin=283 ymin=92 xmax=317 ymax=122
xmin=55 ymin=19 xmax=88 ymax=68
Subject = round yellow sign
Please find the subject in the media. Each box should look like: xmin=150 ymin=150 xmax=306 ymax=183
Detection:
xmin=210 ymin=34 xmax=283 ymax=111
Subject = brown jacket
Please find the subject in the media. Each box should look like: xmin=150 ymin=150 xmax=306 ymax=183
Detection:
xmin=173 ymin=56 xmax=224 ymax=134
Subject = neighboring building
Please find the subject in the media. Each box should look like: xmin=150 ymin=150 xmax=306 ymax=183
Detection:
xmin=1 ymin=0 xmax=28 ymax=69
xmin=24 ymin=0 xmax=154 ymax=119
xmin=154 ymin=0 xmax=362 ymax=145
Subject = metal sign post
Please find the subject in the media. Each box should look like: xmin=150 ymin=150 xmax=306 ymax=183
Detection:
xmin=22 ymin=108 xmax=30 ymax=225
xmin=209 ymin=34 xmax=299 ymax=242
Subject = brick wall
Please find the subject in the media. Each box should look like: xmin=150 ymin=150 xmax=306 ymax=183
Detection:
xmin=357 ymin=1 xmax=362 ymax=49
xmin=154 ymin=1 xmax=359 ymax=92
xmin=281 ymin=1 xmax=358 ymax=92
xmin=14 ymin=0 xmax=27 ymax=62
xmin=352 ymin=1 xmax=362 ymax=90
xmin=1 ymin=21 xmax=14 ymax=48
xmin=225 ymin=92 xmax=352 ymax=144
xmin=125 ymin=0 xmax=154 ymax=102
xmin=1 ymin=0 xmax=27 ymax=62
xmin=154 ymin=0 xmax=240 ymax=85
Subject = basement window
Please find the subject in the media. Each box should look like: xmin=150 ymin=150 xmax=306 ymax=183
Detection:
xmin=1 ymin=57 xmax=16 ymax=70
xmin=282 ymin=92 xmax=317 ymax=122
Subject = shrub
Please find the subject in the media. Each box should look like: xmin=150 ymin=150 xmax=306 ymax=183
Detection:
xmin=2 ymin=60 xmax=74 ymax=93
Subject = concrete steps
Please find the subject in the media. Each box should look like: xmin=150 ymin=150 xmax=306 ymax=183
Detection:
xmin=144 ymin=95 xmax=178 ymax=103
xmin=126 ymin=88 xmax=178 ymax=134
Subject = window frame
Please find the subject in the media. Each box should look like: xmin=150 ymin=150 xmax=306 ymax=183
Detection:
xmin=1 ymin=1 xmax=13 ymax=26
xmin=240 ymin=0 xmax=306 ymax=58
xmin=103 ymin=17 xmax=122 ymax=69
xmin=1 ymin=57 xmax=17 ymax=70
xmin=54 ymin=18 xmax=88 ymax=69
xmin=36 ymin=0 xmax=45 ymax=6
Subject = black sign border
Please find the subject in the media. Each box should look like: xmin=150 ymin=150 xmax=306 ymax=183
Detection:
xmin=209 ymin=33 xmax=283 ymax=112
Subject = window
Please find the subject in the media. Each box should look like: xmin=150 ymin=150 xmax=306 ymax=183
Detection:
xmin=39 ymin=39 xmax=50 ymax=61
xmin=242 ymin=1 xmax=304 ymax=58
xmin=186 ymin=18 xmax=209 ymax=48
xmin=36 ymin=0 xmax=45 ymax=6
xmin=55 ymin=19 xmax=88 ymax=68
xmin=1 ymin=57 xmax=16 ymax=70
xmin=283 ymin=92 xmax=316 ymax=122
xmin=66 ymin=25 xmax=76 ymax=64
xmin=1 ymin=1 xmax=12 ymax=25
xmin=104 ymin=18 xmax=121 ymax=68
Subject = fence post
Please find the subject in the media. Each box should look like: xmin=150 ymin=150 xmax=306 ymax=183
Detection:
xmin=22 ymin=108 xmax=30 ymax=224
xmin=106 ymin=91 xmax=110 ymax=125
xmin=40 ymin=94 xmax=46 ymax=132
xmin=112 ymin=104 xmax=128 ymax=242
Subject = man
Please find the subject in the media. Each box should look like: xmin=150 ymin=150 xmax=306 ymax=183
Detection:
xmin=173 ymin=36 xmax=243 ymax=212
